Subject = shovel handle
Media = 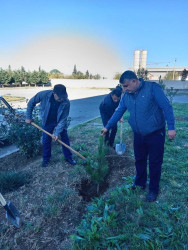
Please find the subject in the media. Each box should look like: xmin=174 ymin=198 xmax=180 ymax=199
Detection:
xmin=0 ymin=193 xmax=6 ymax=206
xmin=120 ymin=122 xmax=123 ymax=144
xmin=31 ymin=122 xmax=86 ymax=160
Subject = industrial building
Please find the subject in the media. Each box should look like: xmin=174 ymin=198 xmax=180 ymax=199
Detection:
xmin=132 ymin=50 xmax=188 ymax=80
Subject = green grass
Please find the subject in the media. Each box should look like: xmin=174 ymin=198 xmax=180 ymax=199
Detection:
xmin=2 ymin=95 xmax=25 ymax=102
xmin=71 ymin=103 xmax=188 ymax=249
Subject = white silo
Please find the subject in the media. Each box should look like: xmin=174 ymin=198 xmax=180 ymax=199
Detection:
xmin=140 ymin=50 xmax=147 ymax=69
xmin=133 ymin=50 xmax=140 ymax=71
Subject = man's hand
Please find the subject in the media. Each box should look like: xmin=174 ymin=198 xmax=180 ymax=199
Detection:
xmin=101 ymin=128 xmax=108 ymax=136
xmin=119 ymin=117 xmax=124 ymax=123
xmin=52 ymin=135 xmax=58 ymax=141
xmin=25 ymin=119 xmax=32 ymax=124
xmin=168 ymin=130 xmax=176 ymax=140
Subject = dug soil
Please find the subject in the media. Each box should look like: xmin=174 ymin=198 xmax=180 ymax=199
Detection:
xmin=0 ymin=118 xmax=135 ymax=249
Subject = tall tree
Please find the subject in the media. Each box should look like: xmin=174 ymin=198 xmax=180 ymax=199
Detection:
xmin=181 ymin=69 xmax=188 ymax=81
xmin=0 ymin=69 xmax=13 ymax=85
xmin=30 ymin=71 xmax=40 ymax=85
xmin=21 ymin=66 xmax=25 ymax=72
xmin=13 ymin=70 xmax=23 ymax=85
xmin=137 ymin=68 xmax=148 ymax=80
xmin=72 ymin=64 xmax=77 ymax=75
xmin=85 ymin=70 xmax=89 ymax=79
xmin=39 ymin=70 xmax=49 ymax=84
xmin=113 ymin=72 xmax=122 ymax=80
xmin=164 ymin=71 xmax=179 ymax=80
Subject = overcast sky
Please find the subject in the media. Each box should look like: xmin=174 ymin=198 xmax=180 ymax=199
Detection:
xmin=0 ymin=0 xmax=187 ymax=78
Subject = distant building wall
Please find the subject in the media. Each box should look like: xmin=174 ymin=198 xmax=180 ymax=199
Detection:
xmin=51 ymin=79 xmax=188 ymax=90
xmin=147 ymin=67 xmax=188 ymax=80
xmin=51 ymin=79 xmax=119 ymax=89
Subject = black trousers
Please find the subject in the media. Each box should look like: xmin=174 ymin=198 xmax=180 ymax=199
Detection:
xmin=133 ymin=127 xmax=165 ymax=193
xmin=100 ymin=112 xmax=117 ymax=146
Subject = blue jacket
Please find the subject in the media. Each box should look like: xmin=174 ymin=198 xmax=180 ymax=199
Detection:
xmin=26 ymin=90 xmax=70 ymax=136
xmin=106 ymin=80 xmax=175 ymax=136
xmin=99 ymin=92 xmax=120 ymax=118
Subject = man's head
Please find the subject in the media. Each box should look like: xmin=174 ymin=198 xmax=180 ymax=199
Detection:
xmin=119 ymin=70 xmax=140 ymax=93
xmin=53 ymin=84 xmax=67 ymax=102
xmin=111 ymin=87 xmax=122 ymax=103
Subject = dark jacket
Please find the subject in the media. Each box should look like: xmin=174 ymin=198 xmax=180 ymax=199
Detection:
xmin=99 ymin=92 xmax=120 ymax=118
xmin=106 ymin=80 xmax=175 ymax=136
xmin=26 ymin=90 xmax=70 ymax=136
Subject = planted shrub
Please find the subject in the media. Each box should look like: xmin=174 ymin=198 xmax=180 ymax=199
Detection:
xmin=4 ymin=109 xmax=42 ymax=158
xmin=0 ymin=171 xmax=32 ymax=193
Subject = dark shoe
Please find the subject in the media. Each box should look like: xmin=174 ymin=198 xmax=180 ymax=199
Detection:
xmin=146 ymin=191 xmax=158 ymax=202
xmin=66 ymin=158 xmax=76 ymax=165
xmin=132 ymin=183 xmax=146 ymax=190
xmin=42 ymin=160 xmax=49 ymax=167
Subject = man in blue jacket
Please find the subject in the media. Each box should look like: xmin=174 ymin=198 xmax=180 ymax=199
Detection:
xmin=26 ymin=84 xmax=76 ymax=167
xmin=101 ymin=71 xmax=176 ymax=202
xmin=99 ymin=87 xmax=122 ymax=147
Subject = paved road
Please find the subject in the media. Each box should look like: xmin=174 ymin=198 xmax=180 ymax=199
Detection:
xmin=173 ymin=95 xmax=188 ymax=103
xmin=69 ymin=95 xmax=105 ymax=128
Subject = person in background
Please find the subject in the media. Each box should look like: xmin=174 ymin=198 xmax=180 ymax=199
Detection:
xmin=25 ymin=84 xmax=76 ymax=167
xmin=99 ymin=86 xmax=122 ymax=148
xmin=101 ymin=70 xmax=176 ymax=202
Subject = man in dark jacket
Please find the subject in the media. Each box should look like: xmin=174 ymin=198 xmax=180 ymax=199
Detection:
xmin=101 ymin=71 xmax=176 ymax=202
xmin=25 ymin=84 xmax=76 ymax=167
xmin=99 ymin=87 xmax=122 ymax=147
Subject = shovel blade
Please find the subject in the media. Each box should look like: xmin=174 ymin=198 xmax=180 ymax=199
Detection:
xmin=115 ymin=143 xmax=126 ymax=155
xmin=5 ymin=202 xmax=20 ymax=228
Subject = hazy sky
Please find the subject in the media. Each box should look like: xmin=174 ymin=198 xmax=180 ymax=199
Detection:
xmin=0 ymin=0 xmax=187 ymax=78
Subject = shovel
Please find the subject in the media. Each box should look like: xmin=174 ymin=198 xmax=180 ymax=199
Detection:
xmin=0 ymin=193 xmax=20 ymax=228
xmin=31 ymin=122 xmax=86 ymax=160
xmin=115 ymin=122 xmax=126 ymax=155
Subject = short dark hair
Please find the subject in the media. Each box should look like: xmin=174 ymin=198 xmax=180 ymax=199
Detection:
xmin=53 ymin=84 xmax=67 ymax=98
xmin=111 ymin=87 xmax=122 ymax=97
xmin=119 ymin=70 xmax=138 ymax=84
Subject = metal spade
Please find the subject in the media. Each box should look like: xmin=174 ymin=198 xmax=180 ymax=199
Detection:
xmin=0 ymin=193 xmax=20 ymax=228
xmin=115 ymin=122 xmax=126 ymax=155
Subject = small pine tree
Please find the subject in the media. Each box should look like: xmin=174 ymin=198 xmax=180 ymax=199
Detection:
xmin=85 ymin=137 xmax=109 ymax=190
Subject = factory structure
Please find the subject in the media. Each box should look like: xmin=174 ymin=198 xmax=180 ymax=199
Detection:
xmin=132 ymin=49 xmax=187 ymax=80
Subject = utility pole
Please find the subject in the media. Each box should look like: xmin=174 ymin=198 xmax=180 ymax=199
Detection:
xmin=172 ymin=58 xmax=177 ymax=80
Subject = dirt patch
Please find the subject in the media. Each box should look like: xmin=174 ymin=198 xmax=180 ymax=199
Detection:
xmin=78 ymin=178 xmax=109 ymax=201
